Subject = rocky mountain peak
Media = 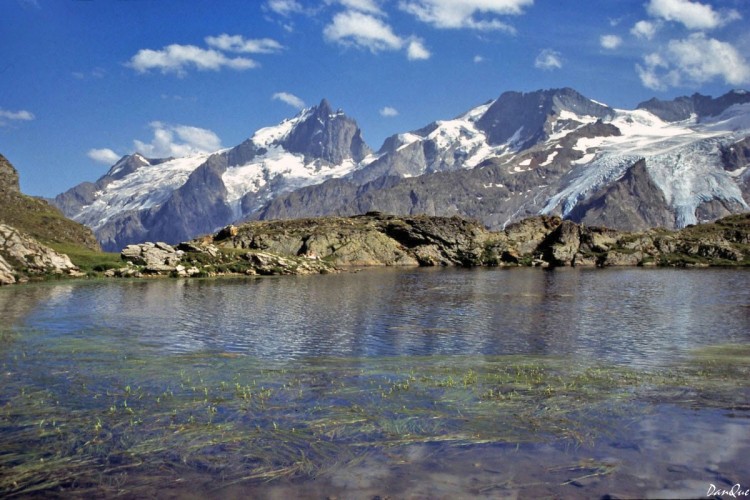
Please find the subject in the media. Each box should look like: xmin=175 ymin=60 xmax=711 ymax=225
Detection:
xmin=476 ymin=87 xmax=613 ymax=150
xmin=636 ymin=89 xmax=750 ymax=122
xmin=281 ymin=99 xmax=372 ymax=164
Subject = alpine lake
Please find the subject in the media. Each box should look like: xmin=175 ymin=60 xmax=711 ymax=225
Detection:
xmin=1 ymin=267 xmax=749 ymax=499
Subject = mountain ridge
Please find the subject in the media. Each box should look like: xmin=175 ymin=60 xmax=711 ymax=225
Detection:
xmin=53 ymin=88 xmax=750 ymax=251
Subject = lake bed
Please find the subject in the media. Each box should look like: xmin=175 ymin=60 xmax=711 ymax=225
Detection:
xmin=1 ymin=268 xmax=749 ymax=498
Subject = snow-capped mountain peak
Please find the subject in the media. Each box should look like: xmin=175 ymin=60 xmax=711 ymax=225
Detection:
xmin=55 ymin=88 xmax=750 ymax=251
xmin=251 ymin=108 xmax=313 ymax=149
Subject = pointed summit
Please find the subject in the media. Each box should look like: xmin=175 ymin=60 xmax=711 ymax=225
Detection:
xmin=281 ymin=99 xmax=371 ymax=164
xmin=316 ymin=98 xmax=333 ymax=115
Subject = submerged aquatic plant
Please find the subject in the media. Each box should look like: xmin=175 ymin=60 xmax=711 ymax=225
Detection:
xmin=1 ymin=341 xmax=749 ymax=497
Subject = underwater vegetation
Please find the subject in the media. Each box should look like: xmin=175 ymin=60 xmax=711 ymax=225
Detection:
xmin=1 ymin=336 xmax=749 ymax=497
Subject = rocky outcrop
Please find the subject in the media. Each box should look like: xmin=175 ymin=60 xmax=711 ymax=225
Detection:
xmin=0 ymin=223 xmax=82 ymax=285
xmin=102 ymin=212 xmax=750 ymax=279
xmin=0 ymin=154 xmax=100 ymax=252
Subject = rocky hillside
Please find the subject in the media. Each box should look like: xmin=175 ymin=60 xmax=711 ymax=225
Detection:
xmin=0 ymin=154 xmax=101 ymax=284
xmin=0 ymin=154 xmax=100 ymax=251
xmin=111 ymin=212 xmax=750 ymax=279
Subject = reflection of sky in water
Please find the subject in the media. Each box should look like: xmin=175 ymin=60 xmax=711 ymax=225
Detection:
xmin=5 ymin=268 xmax=750 ymax=366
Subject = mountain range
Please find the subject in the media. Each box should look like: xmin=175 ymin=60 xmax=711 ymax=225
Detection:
xmin=53 ymin=88 xmax=750 ymax=252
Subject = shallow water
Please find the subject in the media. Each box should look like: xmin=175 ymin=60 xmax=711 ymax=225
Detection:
xmin=1 ymin=267 xmax=749 ymax=498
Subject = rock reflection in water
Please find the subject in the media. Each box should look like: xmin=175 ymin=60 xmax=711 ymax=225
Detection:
xmin=6 ymin=267 xmax=750 ymax=367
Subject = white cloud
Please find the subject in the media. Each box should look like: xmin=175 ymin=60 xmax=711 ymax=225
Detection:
xmin=637 ymin=33 xmax=750 ymax=90
xmin=205 ymin=34 xmax=283 ymax=54
xmin=324 ymin=10 xmax=429 ymax=60
xmin=87 ymin=148 xmax=120 ymax=165
xmin=398 ymin=0 xmax=532 ymax=32
xmin=534 ymin=48 xmax=562 ymax=70
xmin=406 ymin=37 xmax=431 ymax=60
xmin=631 ymin=20 xmax=658 ymax=40
xmin=473 ymin=55 xmax=484 ymax=63
xmin=600 ymin=34 xmax=622 ymax=50
xmin=0 ymin=108 xmax=35 ymax=123
xmin=379 ymin=106 xmax=399 ymax=117
xmin=335 ymin=0 xmax=383 ymax=14
xmin=133 ymin=122 xmax=223 ymax=158
xmin=265 ymin=0 xmax=306 ymax=16
xmin=273 ymin=92 xmax=306 ymax=109
xmin=128 ymin=44 xmax=257 ymax=76
xmin=324 ymin=10 xmax=403 ymax=52
xmin=646 ymin=0 xmax=740 ymax=31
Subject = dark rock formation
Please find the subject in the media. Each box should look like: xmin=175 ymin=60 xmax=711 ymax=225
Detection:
xmin=117 ymin=213 xmax=749 ymax=278
xmin=637 ymin=90 xmax=750 ymax=122
xmin=476 ymin=88 xmax=614 ymax=149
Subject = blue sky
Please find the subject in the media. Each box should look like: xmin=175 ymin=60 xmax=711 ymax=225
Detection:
xmin=2 ymin=0 xmax=749 ymax=197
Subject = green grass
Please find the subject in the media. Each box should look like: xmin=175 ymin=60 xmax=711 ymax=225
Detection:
xmin=47 ymin=243 xmax=122 ymax=274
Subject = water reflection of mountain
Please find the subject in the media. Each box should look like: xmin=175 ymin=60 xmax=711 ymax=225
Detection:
xmin=2 ymin=268 xmax=750 ymax=366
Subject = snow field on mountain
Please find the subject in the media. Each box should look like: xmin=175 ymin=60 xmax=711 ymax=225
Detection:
xmin=542 ymin=106 xmax=750 ymax=224
xmin=76 ymin=153 xmax=212 ymax=230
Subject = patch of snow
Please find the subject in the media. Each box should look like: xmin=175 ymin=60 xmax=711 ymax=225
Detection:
xmin=507 ymin=127 xmax=524 ymax=149
xmin=519 ymin=158 xmax=532 ymax=166
xmin=251 ymin=108 xmax=312 ymax=148
xmin=539 ymin=151 xmax=558 ymax=167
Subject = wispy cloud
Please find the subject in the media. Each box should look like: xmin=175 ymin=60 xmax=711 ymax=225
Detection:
xmin=534 ymin=49 xmax=563 ymax=70
xmin=132 ymin=122 xmax=223 ymax=157
xmin=636 ymin=33 xmax=750 ymax=90
xmin=87 ymin=148 xmax=120 ymax=165
xmin=406 ymin=37 xmax=431 ymax=60
xmin=73 ymin=67 xmax=106 ymax=80
xmin=128 ymin=44 xmax=257 ymax=76
xmin=600 ymin=35 xmax=622 ymax=50
xmin=645 ymin=0 xmax=741 ymax=31
xmin=205 ymin=34 xmax=284 ymax=54
xmin=631 ymin=20 xmax=658 ymax=40
xmin=273 ymin=92 xmax=306 ymax=110
xmin=379 ymin=106 xmax=399 ymax=117
xmin=0 ymin=107 xmax=35 ymax=126
xmin=398 ymin=0 xmax=532 ymax=32
xmin=0 ymin=108 xmax=34 ymax=121
xmin=127 ymin=33 xmax=284 ymax=77
xmin=335 ymin=0 xmax=383 ymax=15
xmin=473 ymin=55 xmax=484 ymax=63
xmin=264 ymin=0 xmax=306 ymax=16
